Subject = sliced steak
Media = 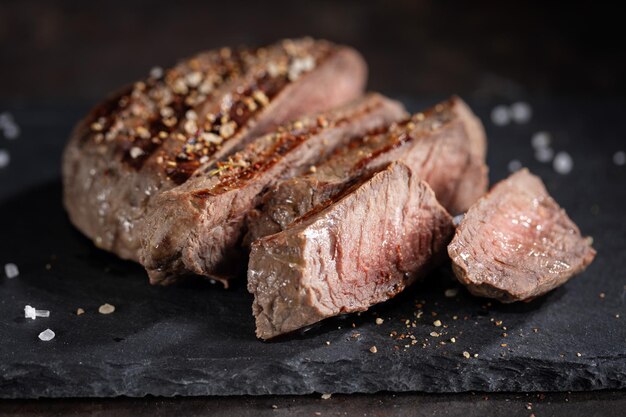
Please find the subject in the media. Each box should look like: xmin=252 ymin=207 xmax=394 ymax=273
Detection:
xmin=245 ymin=96 xmax=487 ymax=244
xmin=63 ymin=38 xmax=367 ymax=262
xmin=448 ymin=169 xmax=596 ymax=302
xmin=140 ymin=94 xmax=406 ymax=285
xmin=248 ymin=162 xmax=455 ymax=339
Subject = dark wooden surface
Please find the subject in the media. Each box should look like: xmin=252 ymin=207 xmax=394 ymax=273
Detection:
xmin=1 ymin=1 xmax=624 ymax=415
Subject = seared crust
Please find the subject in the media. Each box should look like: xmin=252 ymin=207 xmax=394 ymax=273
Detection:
xmin=245 ymin=96 xmax=488 ymax=245
xmin=140 ymin=94 xmax=406 ymax=285
xmin=63 ymin=38 xmax=367 ymax=262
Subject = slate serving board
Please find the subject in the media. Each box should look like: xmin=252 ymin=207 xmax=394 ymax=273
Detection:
xmin=0 ymin=98 xmax=624 ymax=398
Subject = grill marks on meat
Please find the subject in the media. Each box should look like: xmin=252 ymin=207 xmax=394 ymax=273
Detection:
xmin=448 ymin=169 xmax=596 ymax=302
xmin=63 ymin=38 xmax=367 ymax=262
xmin=245 ymin=96 xmax=487 ymax=245
xmin=248 ymin=162 xmax=455 ymax=340
xmin=140 ymin=94 xmax=406 ymax=285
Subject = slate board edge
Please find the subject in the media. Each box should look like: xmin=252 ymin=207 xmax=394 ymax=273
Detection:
xmin=2 ymin=356 xmax=625 ymax=398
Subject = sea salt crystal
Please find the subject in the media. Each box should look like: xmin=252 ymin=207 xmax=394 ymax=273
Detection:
xmin=508 ymin=159 xmax=522 ymax=173
xmin=0 ymin=112 xmax=20 ymax=139
xmin=613 ymin=151 xmax=626 ymax=166
xmin=38 ymin=329 xmax=55 ymax=341
xmin=129 ymin=146 xmax=144 ymax=159
xmin=531 ymin=132 xmax=551 ymax=149
xmin=553 ymin=151 xmax=573 ymax=175
xmin=4 ymin=263 xmax=19 ymax=278
xmin=445 ymin=288 xmax=459 ymax=298
xmin=453 ymin=214 xmax=465 ymax=226
xmin=490 ymin=105 xmax=511 ymax=126
xmin=535 ymin=147 xmax=554 ymax=163
xmin=0 ymin=149 xmax=9 ymax=169
xmin=510 ymin=102 xmax=532 ymax=124
xmin=149 ymin=66 xmax=163 ymax=79
xmin=24 ymin=305 xmax=50 ymax=320
xmin=3 ymin=124 xmax=20 ymax=139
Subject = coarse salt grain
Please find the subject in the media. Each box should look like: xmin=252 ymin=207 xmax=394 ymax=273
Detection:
xmin=510 ymin=102 xmax=532 ymax=124
xmin=0 ymin=112 xmax=20 ymax=139
xmin=129 ymin=147 xmax=144 ymax=159
xmin=535 ymin=147 xmax=554 ymax=163
xmin=531 ymin=132 xmax=551 ymax=149
xmin=38 ymin=329 xmax=55 ymax=341
xmin=4 ymin=263 xmax=19 ymax=278
xmin=452 ymin=214 xmax=464 ymax=226
xmin=508 ymin=159 xmax=522 ymax=173
xmin=0 ymin=149 xmax=10 ymax=169
xmin=490 ymin=105 xmax=511 ymax=126
xmin=445 ymin=288 xmax=459 ymax=298
xmin=321 ymin=393 xmax=332 ymax=400
xmin=613 ymin=151 xmax=626 ymax=166
xmin=3 ymin=124 xmax=20 ymax=139
xmin=149 ymin=66 xmax=163 ymax=79
xmin=24 ymin=305 xmax=50 ymax=320
xmin=553 ymin=151 xmax=573 ymax=175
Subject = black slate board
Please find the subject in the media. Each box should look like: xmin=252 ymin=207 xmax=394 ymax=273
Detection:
xmin=1 ymin=98 xmax=625 ymax=398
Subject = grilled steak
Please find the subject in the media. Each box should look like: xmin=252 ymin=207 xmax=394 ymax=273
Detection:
xmin=248 ymin=162 xmax=455 ymax=339
xmin=140 ymin=94 xmax=406 ymax=285
xmin=245 ymin=96 xmax=487 ymax=244
xmin=63 ymin=38 xmax=367 ymax=262
xmin=448 ymin=169 xmax=596 ymax=302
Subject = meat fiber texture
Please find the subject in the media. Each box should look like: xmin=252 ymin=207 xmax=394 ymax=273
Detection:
xmin=248 ymin=162 xmax=455 ymax=340
xmin=245 ymin=96 xmax=487 ymax=245
xmin=140 ymin=94 xmax=406 ymax=285
xmin=63 ymin=38 xmax=367 ymax=263
xmin=448 ymin=169 xmax=596 ymax=302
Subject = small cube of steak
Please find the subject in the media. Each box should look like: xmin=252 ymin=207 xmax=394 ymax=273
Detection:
xmin=244 ymin=96 xmax=487 ymax=245
xmin=140 ymin=94 xmax=406 ymax=285
xmin=248 ymin=162 xmax=455 ymax=340
xmin=448 ymin=169 xmax=596 ymax=302
xmin=63 ymin=38 xmax=367 ymax=262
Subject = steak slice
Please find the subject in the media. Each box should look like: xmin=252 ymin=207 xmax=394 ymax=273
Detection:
xmin=248 ymin=162 xmax=455 ymax=340
xmin=245 ymin=96 xmax=487 ymax=244
xmin=448 ymin=169 xmax=596 ymax=302
xmin=140 ymin=94 xmax=406 ymax=285
xmin=63 ymin=38 xmax=367 ymax=262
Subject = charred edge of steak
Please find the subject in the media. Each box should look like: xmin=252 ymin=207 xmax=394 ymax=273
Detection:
xmin=187 ymin=94 xmax=399 ymax=198
xmin=245 ymin=95 xmax=483 ymax=246
xmin=77 ymin=38 xmax=336 ymax=180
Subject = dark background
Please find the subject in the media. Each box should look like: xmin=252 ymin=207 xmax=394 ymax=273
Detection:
xmin=1 ymin=0 xmax=624 ymax=103
xmin=1 ymin=1 xmax=625 ymax=415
